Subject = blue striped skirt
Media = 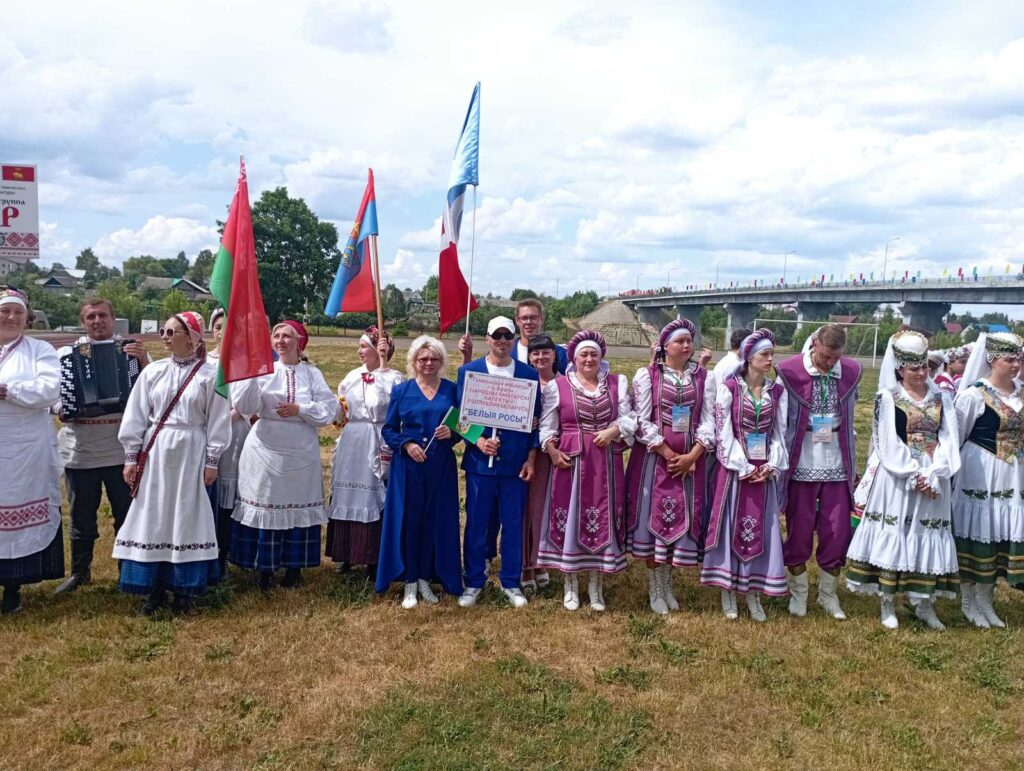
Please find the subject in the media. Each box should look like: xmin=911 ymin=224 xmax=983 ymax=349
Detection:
xmin=119 ymin=558 xmax=221 ymax=596
xmin=229 ymin=521 xmax=322 ymax=572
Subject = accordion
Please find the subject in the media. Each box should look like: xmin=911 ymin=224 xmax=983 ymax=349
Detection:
xmin=59 ymin=339 xmax=142 ymax=419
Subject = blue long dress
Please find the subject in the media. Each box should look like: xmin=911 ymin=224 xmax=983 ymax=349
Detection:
xmin=375 ymin=379 xmax=463 ymax=595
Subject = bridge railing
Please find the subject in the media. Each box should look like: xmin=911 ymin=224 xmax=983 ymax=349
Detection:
xmin=619 ymin=271 xmax=1024 ymax=299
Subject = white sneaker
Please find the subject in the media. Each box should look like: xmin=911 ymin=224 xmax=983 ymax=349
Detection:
xmin=458 ymin=587 xmax=482 ymax=608
xmin=960 ymin=584 xmax=990 ymax=628
xmin=648 ymin=568 xmax=668 ymax=615
xmin=975 ymin=583 xmax=1006 ymax=628
xmin=787 ymin=569 xmax=809 ymax=617
xmin=401 ymin=582 xmax=418 ymax=609
xmin=417 ymin=579 xmax=439 ymax=604
xmin=658 ymin=564 xmax=679 ymax=611
xmin=503 ymin=587 xmax=529 ymax=608
xmin=588 ymin=571 xmax=606 ymax=612
xmin=720 ymin=590 xmax=738 ymax=620
xmin=880 ymin=596 xmax=898 ymax=629
xmin=913 ymin=598 xmax=945 ymax=631
xmin=817 ymin=571 xmax=847 ymax=620
xmin=563 ymin=573 xmax=580 ymax=611
xmin=746 ymin=592 xmax=767 ymax=622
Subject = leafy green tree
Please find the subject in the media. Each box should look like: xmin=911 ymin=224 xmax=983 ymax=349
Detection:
xmin=94 ymin=277 xmax=146 ymax=330
xmin=159 ymin=289 xmax=191 ymax=319
xmin=421 ymin=275 xmax=439 ymax=304
xmin=756 ymin=307 xmax=797 ymax=346
xmin=159 ymin=251 xmax=190 ymax=278
xmin=122 ymin=255 xmax=167 ymax=288
xmin=189 ymin=248 xmax=216 ymax=286
xmin=243 ymin=187 xmax=341 ymax=322
xmin=24 ymin=284 xmax=82 ymax=328
xmin=382 ymin=283 xmax=407 ymax=320
xmin=74 ymin=247 xmax=120 ymax=287
xmin=510 ymin=288 xmax=538 ymax=301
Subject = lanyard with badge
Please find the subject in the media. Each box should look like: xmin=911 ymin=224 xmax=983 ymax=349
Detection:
xmin=811 ymin=375 xmax=834 ymax=443
xmin=746 ymin=388 xmax=767 ymax=461
xmin=665 ymin=369 xmax=691 ymax=434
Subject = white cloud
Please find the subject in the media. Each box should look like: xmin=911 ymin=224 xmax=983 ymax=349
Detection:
xmin=93 ymin=216 xmax=219 ymax=262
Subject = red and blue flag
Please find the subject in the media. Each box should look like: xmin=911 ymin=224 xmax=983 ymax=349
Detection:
xmin=325 ymin=169 xmax=378 ymax=315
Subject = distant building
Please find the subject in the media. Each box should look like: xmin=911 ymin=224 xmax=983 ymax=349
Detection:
xmin=36 ymin=267 xmax=86 ymax=292
xmin=944 ymin=321 xmax=964 ymax=336
xmin=829 ymin=314 xmax=859 ymax=325
xmin=0 ymin=254 xmax=31 ymax=279
xmin=140 ymin=276 xmax=215 ymax=303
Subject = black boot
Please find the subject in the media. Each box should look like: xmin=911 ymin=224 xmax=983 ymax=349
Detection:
xmin=2 ymin=584 xmax=22 ymax=614
xmin=281 ymin=568 xmax=303 ymax=589
xmin=54 ymin=539 xmax=93 ymax=595
xmin=170 ymin=594 xmax=193 ymax=615
xmin=258 ymin=571 xmax=274 ymax=592
xmin=141 ymin=587 xmax=167 ymax=616
xmin=365 ymin=564 xmax=377 ymax=582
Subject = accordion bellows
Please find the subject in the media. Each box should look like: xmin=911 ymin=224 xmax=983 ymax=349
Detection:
xmin=60 ymin=339 xmax=141 ymax=419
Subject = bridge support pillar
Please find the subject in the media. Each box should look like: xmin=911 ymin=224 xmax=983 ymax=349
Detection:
xmin=900 ymin=301 xmax=950 ymax=333
xmin=725 ymin=303 xmax=758 ymax=347
xmin=796 ymin=302 xmax=834 ymax=331
xmin=674 ymin=304 xmax=704 ymax=343
xmin=637 ymin=305 xmax=672 ymax=330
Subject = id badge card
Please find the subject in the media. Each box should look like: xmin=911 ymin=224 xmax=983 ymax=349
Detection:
xmin=746 ymin=432 xmax=767 ymax=460
xmin=811 ymin=414 xmax=833 ymax=443
xmin=671 ymin=404 xmax=691 ymax=433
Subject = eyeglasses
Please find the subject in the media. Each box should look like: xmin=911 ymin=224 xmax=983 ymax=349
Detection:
xmin=489 ymin=330 xmax=515 ymax=341
xmin=158 ymin=328 xmax=183 ymax=338
xmin=416 ymin=356 xmax=442 ymax=364
xmin=517 ymin=314 xmax=541 ymax=323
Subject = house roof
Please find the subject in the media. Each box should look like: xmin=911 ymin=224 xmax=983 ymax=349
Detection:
xmin=141 ymin=276 xmax=210 ymax=293
xmin=944 ymin=322 xmax=964 ymax=334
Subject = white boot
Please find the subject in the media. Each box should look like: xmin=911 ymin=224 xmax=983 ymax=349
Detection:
xmin=975 ymin=583 xmax=1006 ymax=628
xmin=746 ymin=591 xmax=767 ymax=622
xmin=402 ymin=582 xmax=418 ymax=609
xmin=787 ymin=569 xmax=809 ymax=617
xmin=817 ymin=571 xmax=847 ymax=620
xmin=563 ymin=573 xmax=580 ymax=611
xmin=913 ymin=598 xmax=945 ymax=631
xmin=458 ymin=586 xmax=481 ymax=608
xmin=417 ymin=579 xmax=439 ymax=604
xmin=720 ymin=590 xmax=738 ymax=619
xmin=658 ymin=564 xmax=679 ymax=611
xmin=588 ymin=571 xmax=606 ymax=612
xmin=880 ymin=596 xmax=898 ymax=629
xmin=960 ymin=583 xmax=989 ymax=628
xmin=648 ymin=567 xmax=668 ymax=615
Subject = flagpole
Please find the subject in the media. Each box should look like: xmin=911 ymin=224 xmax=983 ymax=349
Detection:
xmin=464 ymin=185 xmax=478 ymax=337
xmin=370 ymin=234 xmax=385 ymax=333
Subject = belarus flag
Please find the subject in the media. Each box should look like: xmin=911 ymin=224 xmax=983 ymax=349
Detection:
xmin=438 ymin=83 xmax=481 ymax=334
xmin=208 ymin=158 xmax=275 ymax=397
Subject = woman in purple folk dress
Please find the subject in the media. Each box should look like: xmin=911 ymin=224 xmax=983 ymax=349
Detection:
xmin=537 ymin=330 xmax=635 ymax=612
xmin=700 ymin=329 xmax=790 ymax=621
xmin=626 ymin=318 xmax=716 ymax=614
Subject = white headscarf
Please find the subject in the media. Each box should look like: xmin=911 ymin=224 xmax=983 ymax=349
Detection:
xmin=878 ymin=331 xmax=928 ymax=392
xmin=958 ymin=332 xmax=1024 ymax=393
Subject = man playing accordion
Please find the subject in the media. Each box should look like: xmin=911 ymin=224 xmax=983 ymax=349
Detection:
xmin=53 ymin=298 xmax=149 ymax=594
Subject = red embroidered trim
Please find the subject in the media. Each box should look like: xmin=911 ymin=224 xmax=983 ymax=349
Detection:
xmin=0 ymin=497 xmax=50 ymax=531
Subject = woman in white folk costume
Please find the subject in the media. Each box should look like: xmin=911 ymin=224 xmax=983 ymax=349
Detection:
xmin=326 ymin=326 xmax=402 ymax=579
xmin=847 ymin=331 xmax=960 ymax=630
xmin=206 ymin=308 xmax=251 ymax=572
xmin=0 ymin=289 xmax=63 ymax=614
xmin=626 ymin=317 xmax=716 ymax=615
xmin=230 ymin=320 xmax=336 ymax=590
xmin=952 ymin=332 xmax=1024 ymax=628
xmin=115 ymin=311 xmax=229 ymax=614
xmin=537 ymin=330 xmax=636 ymax=612
xmin=700 ymin=329 xmax=790 ymax=621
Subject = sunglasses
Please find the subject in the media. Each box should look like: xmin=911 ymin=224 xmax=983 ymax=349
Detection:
xmin=158 ymin=328 xmax=184 ymax=338
xmin=489 ymin=330 xmax=515 ymax=341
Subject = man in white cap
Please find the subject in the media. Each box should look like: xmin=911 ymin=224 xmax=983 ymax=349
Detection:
xmin=455 ymin=315 xmax=541 ymax=609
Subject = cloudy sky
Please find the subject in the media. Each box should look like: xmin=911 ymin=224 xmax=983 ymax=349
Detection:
xmin=6 ymin=0 xmax=1024 ymax=297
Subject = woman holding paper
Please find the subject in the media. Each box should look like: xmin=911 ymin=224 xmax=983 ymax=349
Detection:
xmin=326 ymin=327 xmax=402 ymax=580
xmin=375 ymin=336 xmax=463 ymax=608
xmin=700 ymin=329 xmax=790 ymax=621
xmin=537 ymin=330 xmax=636 ymax=612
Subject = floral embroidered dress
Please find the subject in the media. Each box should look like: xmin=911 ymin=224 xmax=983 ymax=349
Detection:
xmin=700 ymin=375 xmax=789 ymax=596
xmin=952 ymin=380 xmax=1024 ymax=586
xmin=847 ymin=386 xmax=960 ymax=598
xmin=537 ymin=370 xmax=635 ymax=573
xmin=0 ymin=335 xmax=64 ymax=585
xmin=229 ymin=360 xmax=337 ymax=571
xmin=625 ymin=362 xmax=716 ymax=566
xmin=113 ymin=354 xmax=230 ymax=595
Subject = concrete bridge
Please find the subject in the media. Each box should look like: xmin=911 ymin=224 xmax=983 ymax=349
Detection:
xmin=620 ymin=276 xmax=1024 ymax=340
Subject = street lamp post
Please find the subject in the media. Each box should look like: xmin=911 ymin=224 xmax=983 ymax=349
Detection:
xmin=882 ymin=237 xmax=900 ymax=283
xmin=783 ymin=250 xmax=797 ymax=286
xmin=667 ymin=267 xmax=673 ymax=290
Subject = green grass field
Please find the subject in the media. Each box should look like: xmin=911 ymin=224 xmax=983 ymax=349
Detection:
xmin=1 ymin=339 xmax=1022 ymax=770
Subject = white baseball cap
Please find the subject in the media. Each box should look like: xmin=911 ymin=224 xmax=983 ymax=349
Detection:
xmin=487 ymin=316 xmax=516 ymax=335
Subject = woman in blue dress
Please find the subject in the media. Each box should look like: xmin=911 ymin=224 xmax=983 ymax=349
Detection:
xmin=376 ymin=336 xmax=464 ymax=608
